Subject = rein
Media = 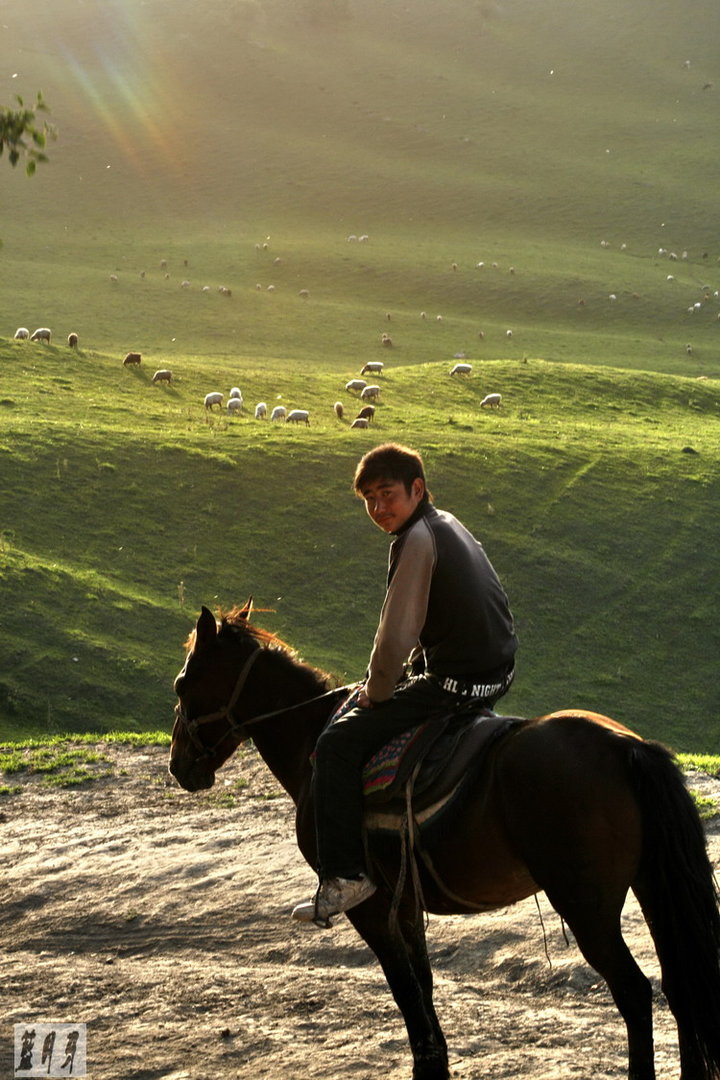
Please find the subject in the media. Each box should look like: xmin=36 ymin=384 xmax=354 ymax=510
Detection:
xmin=175 ymin=643 xmax=341 ymax=762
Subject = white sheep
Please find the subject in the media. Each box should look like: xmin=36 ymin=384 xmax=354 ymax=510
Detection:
xmin=351 ymin=417 xmax=369 ymax=429
xmin=334 ymin=401 xmax=344 ymax=419
xmin=227 ymin=397 xmax=243 ymax=414
xmin=255 ymin=402 xmax=267 ymax=420
xmin=30 ymin=327 xmax=52 ymax=344
xmin=219 ymin=286 xmax=232 ymax=297
xmin=381 ymin=333 xmax=393 ymax=347
xmin=361 ymin=385 xmax=381 ymax=402
xmin=229 ymin=387 xmax=243 ymax=400
xmin=361 ymin=361 xmax=384 ymax=375
xmin=110 ymin=274 xmax=119 ymax=284
xmin=506 ymin=329 xmax=513 ymax=338
xmin=298 ymin=289 xmax=310 ymax=299
xmin=204 ymin=392 xmax=224 ymax=410
xmin=345 ymin=379 xmax=367 ymax=393
xmin=450 ymin=363 xmax=473 ymax=376
xmin=14 ymin=328 xmax=29 ymax=340
xmin=480 ymin=393 xmax=502 ymax=408
xmin=67 ymin=332 xmax=79 ymax=348
xmin=152 ymin=369 xmax=173 ymax=385
xmin=181 ymin=280 xmax=191 ymax=289
xmin=270 ymin=405 xmax=286 ymax=421
xmin=286 ymin=409 xmax=310 ymax=425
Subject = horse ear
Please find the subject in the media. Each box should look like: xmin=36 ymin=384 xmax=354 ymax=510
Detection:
xmin=238 ymin=596 xmax=254 ymax=621
xmin=195 ymin=606 xmax=218 ymax=648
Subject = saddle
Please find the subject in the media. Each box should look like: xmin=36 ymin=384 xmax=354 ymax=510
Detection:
xmin=328 ymin=686 xmax=524 ymax=825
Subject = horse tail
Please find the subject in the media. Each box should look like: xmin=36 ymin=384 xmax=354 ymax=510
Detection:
xmin=630 ymin=739 xmax=720 ymax=1079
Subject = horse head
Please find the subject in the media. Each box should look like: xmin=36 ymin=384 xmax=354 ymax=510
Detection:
xmin=169 ymin=598 xmax=257 ymax=792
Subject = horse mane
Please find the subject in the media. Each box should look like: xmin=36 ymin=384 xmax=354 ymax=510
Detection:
xmin=219 ymin=606 xmax=337 ymax=692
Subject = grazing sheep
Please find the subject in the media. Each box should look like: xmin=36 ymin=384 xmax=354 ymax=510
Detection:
xmin=270 ymin=405 xmax=286 ymax=422
xmin=219 ymin=286 xmax=232 ymax=297
xmin=345 ymin=379 xmax=367 ymax=393
xmin=227 ymin=397 xmax=243 ymax=415
xmin=299 ymin=289 xmax=310 ymax=298
xmin=356 ymin=404 xmax=375 ymax=422
xmin=160 ymin=259 xmax=168 ymax=269
xmin=204 ymin=392 xmax=224 ymax=410
xmin=436 ymin=315 xmax=443 ymax=322
xmin=110 ymin=274 xmax=119 ymax=284
xmin=255 ymin=402 xmax=267 ymax=420
xmin=361 ymin=361 xmax=384 ymax=375
xmin=381 ymin=334 xmax=393 ymax=347
xmin=358 ymin=234 xmax=369 ymax=243
xmin=506 ymin=329 xmax=513 ymax=338
xmin=67 ymin=333 xmax=79 ymax=349
xmin=286 ymin=409 xmax=310 ymax=425
xmin=480 ymin=393 xmax=502 ymax=408
xmin=351 ymin=417 xmax=369 ymax=429
xmin=30 ymin=327 xmax=52 ymax=344
xmin=14 ymin=328 xmax=29 ymax=340
xmin=334 ymin=401 xmax=344 ymax=419
xmin=152 ymin=369 xmax=173 ymax=385
xmin=123 ymin=351 xmax=142 ymax=366
xmin=229 ymin=387 xmax=243 ymax=400
xmin=686 ymin=344 xmax=693 ymax=355
xmin=181 ymin=280 xmax=191 ymax=289
xmin=267 ymin=284 xmax=275 ymax=292
xmin=420 ymin=311 xmax=427 ymax=319
xmin=450 ymin=363 xmax=473 ymax=376
xmin=361 ymin=384 xmax=381 ymax=402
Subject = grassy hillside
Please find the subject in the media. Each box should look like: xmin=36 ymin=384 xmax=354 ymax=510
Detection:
xmin=1 ymin=337 xmax=718 ymax=749
xmin=1 ymin=0 xmax=718 ymax=749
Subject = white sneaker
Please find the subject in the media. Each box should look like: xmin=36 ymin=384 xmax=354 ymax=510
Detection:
xmin=292 ymin=875 xmax=376 ymax=928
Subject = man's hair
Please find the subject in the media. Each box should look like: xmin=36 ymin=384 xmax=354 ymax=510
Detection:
xmin=353 ymin=443 xmax=431 ymax=499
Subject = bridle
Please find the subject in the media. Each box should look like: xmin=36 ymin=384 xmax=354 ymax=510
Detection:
xmin=173 ymin=644 xmax=264 ymax=763
xmin=173 ymin=642 xmax=343 ymax=765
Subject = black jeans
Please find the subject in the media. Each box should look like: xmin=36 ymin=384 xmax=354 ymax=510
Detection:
xmin=312 ymin=671 xmax=511 ymax=879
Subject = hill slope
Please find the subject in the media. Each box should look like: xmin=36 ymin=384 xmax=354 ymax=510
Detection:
xmin=1 ymin=0 xmax=718 ymax=749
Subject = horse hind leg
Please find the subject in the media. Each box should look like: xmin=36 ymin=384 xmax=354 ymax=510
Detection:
xmin=546 ymin=887 xmax=656 ymax=1080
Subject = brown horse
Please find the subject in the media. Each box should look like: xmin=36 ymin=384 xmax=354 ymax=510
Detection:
xmin=169 ymin=602 xmax=720 ymax=1080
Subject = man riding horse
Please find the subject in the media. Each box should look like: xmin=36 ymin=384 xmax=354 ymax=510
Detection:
xmin=293 ymin=442 xmax=518 ymax=926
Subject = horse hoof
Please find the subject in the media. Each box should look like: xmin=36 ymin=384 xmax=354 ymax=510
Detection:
xmin=412 ymin=1056 xmax=449 ymax=1080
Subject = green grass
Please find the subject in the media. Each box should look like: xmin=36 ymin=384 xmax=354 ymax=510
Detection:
xmin=1 ymin=0 xmax=719 ymax=751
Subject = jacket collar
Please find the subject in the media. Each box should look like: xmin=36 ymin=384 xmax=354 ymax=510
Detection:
xmin=392 ymin=498 xmax=433 ymax=538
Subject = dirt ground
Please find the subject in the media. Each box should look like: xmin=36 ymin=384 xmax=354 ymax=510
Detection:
xmin=2 ymin=742 xmax=718 ymax=1080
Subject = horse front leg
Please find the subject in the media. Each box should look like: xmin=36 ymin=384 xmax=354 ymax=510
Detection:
xmin=348 ymin=894 xmax=449 ymax=1080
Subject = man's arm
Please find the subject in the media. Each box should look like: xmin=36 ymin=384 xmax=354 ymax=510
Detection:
xmin=363 ymin=521 xmax=436 ymax=703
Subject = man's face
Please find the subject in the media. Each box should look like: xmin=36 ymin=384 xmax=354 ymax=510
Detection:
xmin=359 ymin=476 xmax=425 ymax=534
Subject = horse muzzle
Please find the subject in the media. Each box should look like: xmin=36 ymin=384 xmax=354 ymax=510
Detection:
xmin=168 ymin=754 xmax=216 ymax=793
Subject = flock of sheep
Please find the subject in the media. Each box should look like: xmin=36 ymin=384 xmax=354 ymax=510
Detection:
xmin=190 ymin=352 xmax=502 ymax=429
xmin=9 ymin=296 xmax=506 ymax=428
xmin=14 ymin=233 xmax=716 ymax=435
